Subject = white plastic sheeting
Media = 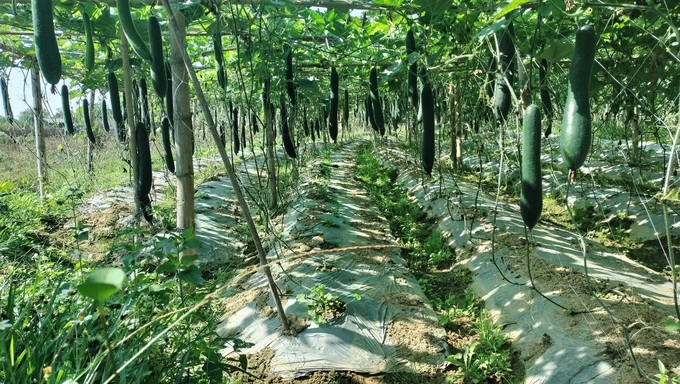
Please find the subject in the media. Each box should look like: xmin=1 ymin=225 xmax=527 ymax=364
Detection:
xmin=217 ymin=143 xmax=448 ymax=379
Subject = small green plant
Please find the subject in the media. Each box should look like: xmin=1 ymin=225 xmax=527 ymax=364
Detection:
xmin=296 ymin=284 xmax=360 ymax=324
xmin=447 ymin=342 xmax=485 ymax=383
xmin=446 ymin=310 xmax=514 ymax=383
xmin=475 ymin=311 xmax=510 ymax=353
xmin=438 ymin=289 xmax=479 ymax=325
xmin=656 ymin=360 xmax=680 ymax=384
xmin=422 ymin=230 xmax=454 ymax=269
xmin=571 ymin=200 xmax=603 ymax=234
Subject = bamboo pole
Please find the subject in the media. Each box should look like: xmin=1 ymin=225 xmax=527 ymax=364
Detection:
xmin=161 ymin=0 xmax=290 ymax=332
xmin=120 ymin=26 xmax=141 ymax=218
xmin=31 ymin=60 xmax=46 ymax=199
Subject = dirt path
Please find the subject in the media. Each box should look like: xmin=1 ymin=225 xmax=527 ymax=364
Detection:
xmin=217 ymin=141 xmax=449 ymax=382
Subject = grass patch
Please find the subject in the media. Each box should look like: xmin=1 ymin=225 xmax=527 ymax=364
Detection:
xmin=1 ymin=224 xmax=246 ymax=384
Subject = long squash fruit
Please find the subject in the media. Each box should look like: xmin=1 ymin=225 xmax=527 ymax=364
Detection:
xmin=139 ymin=194 xmax=153 ymax=224
xmin=281 ymin=101 xmax=296 ymax=158
xmin=165 ymin=61 xmax=174 ymax=130
xmin=117 ymin=0 xmax=151 ymax=61
xmin=0 ymin=78 xmax=12 ymax=124
xmin=61 ymin=85 xmax=74 ymax=135
xmin=251 ymin=111 xmax=259 ymax=134
xmin=369 ymin=67 xmax=385 ymax=136
xmin=343 ymin=88 xmax=349 ymax=130
xmin=539 ymin=58 xmax=553 ymax=118
xmin=214 ymin=33 xmax=226 ymax=91
xmin=108 ymin=72 xmax=125 ymax=141
xmin=218 ymin=122 xmax=225 ymax=146
xmin=161 ymin=116 xmax=175 ymax=173
xmin=233 ymin=107 xmax=240 ymax=154
xmin=303 ymin=105 xmax=309 ymax=136
xmin=492 ymin=22 xmax=515 ymax=125
xmin=366 ymin=94 xmax=378 ymax=132
xmin=101 ymin=99 xmax=110 ymax=133
xmin=560 ymin=25 xmax=597 ymax=172
xmin=136 ymin=120 xmax=154 ymax=225
xmin=32 ymin=0 xmax=62 ymax=85
xmin=285 ymin=49 xmax=296 ymax=106
xmin=139 ymin=78 xmax=150 ymax=132
xmin=83 ymin=12 xmax=95 ymax=72
xmin=136 ymin=120 xmax=152 ymax=199
xmin=148 ymin=16 xmax=167 ymax=98
xmin=421 ymin=79 xmax=435 ymax=176
xmin=329 ymin=67 xmax=339 ymax=143
xmin=539 ymin=58 xmax=553 ymax=137
xmin=520 ymin=104 xmax=542 ymax=229
xmin=83 ymin=99 xmax=96 ymax=145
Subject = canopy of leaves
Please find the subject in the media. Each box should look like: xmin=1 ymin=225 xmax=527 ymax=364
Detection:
xmin=0 ymin=0 xmax=677 ymax=120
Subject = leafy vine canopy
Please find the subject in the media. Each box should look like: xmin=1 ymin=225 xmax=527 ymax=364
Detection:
xmin=0 ymin=0 xmax=677 ymax=113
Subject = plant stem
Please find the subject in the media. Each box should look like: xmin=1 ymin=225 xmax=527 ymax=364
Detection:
xmin=97 ymin=301 xmax=117 ymax=381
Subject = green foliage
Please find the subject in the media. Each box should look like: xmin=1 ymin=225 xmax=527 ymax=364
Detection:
xmin=656 ymin=360 xmax=680 ymax=384
xmin=1 ymin=223 xmax=247 ymax=383
xmin=571 ymin=200 xmax=603 ymax=234
xmin=76 ymin=267 xmax=126 ymax=302
xmin=296 ymin=284 xmax=360 ymax=325
xmin=437 ymin=288 xmax=479 ymax=324
xmin=0 ymin=186 xmax=67 ymax=260
xmin=445 ymin=311 xmax=514 ymax=383
xmin=355 ymin=143 xmax=423 ymax=243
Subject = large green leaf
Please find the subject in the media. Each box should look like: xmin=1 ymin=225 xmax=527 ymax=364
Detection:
xmin=372 ymin=0 xmax=404 ymax=6
xmin=537 ymin=41 xmax=574 ymax=62
xmin=474 ymin=15 xmax=515 ymax=40
xmin=493 ymin=0 xmax=531 ymax=20
xmin=0 ymin=182 xmax=14 ymax=194
xmin=414 ymin=0 xmax=451 ymax=13
xmin=178 ymin=265 xmax=204 ymax=286
xmin=76 ymin=268 xmax=126 ymax=303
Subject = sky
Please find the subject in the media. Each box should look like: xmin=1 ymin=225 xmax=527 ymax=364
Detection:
xmin=3 ymin=68 xmax=64 ymax=118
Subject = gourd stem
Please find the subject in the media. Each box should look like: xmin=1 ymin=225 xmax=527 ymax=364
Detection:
xmin=565 ymin=179 xmax=651 ymax=381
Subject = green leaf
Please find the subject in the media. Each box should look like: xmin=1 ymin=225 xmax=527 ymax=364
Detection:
xmin=180 ymin=254 xmax=199 ymax=266
xmin=493 ymin=0 xmax=531 ymax=20
xmin=0 ymin=181 xmax=14 ymax=194
xmin=181 ymin=227 xmax=195 ymax=241
xmin=474 ymin=15 xmax=514 ymax=40
xmin=414 ymin=0 xmax=451 ymax=13
xmin=75 ymin=229 xmax=89 ymax=241
xmin=155 ymin=260 xmax=178 ymax=274
xmin=297 ymin=78 xmax=322 ymax=97
xmin=178 ymin=265 xmax=204 ymax=286
xmin=372 ymin=0 xmax=403 ymax=6
xmin=76 ymin=268 xmax=126 ymax=303
xmin=537 ymin=41 xmax=574 ymax=62
xmin=181 ymin=237 xmax=202 ymax=251
xmin=663 ymin=319 xmax=680 ymax=332
xmin=382 ymin=60 xmax=404 ymax=79
xmin=239 ymin=354 xmax=248 ymax=371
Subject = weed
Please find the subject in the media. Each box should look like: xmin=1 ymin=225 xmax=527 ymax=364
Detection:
xmin=296 ymin=284 xmax=360 ymax=324
xmin=445 ymin=310 xmax=514 ymax=383
xmin=572 ymin=200 xmax=603 ymax=234
xmin=438 ymin=289 xmax=479 ymax=325
xmin=0 ymin=226 xmax=246 ymax=383
xmin=656 ymin=360 xmax=680 ymax=384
